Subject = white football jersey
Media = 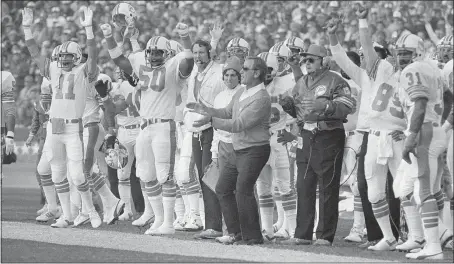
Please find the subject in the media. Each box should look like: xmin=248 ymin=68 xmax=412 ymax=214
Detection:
xmin=129 ymin=50 xmax=184 ymax=119
xmin=110 ymin=80 xmax=141 ymax=127
xmin=266 ymin=72 xmax=295 ymax=132
xmin=442 ymin=59 xmax=453 ymax=93
xmin=343 ymin=78 xmax=361 ymax=132
xmin=40 ymin=77 xmax=52 ymax=94
xmin=367 ymin=60 xmax=406 ymax=131
xmin=46 ymin=62 xmax=98 ymax=119
xmin=398 ymin=60 xmax=444 ymax=131
xmin=1 ymin=71 xmax=16 ymax=127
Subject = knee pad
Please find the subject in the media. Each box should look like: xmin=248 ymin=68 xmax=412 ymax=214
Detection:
xmin=256 ymin=179 xmax=272 ymax=197
xmin=368 ymin=190 xmax=386 ymax=204
xmin=67 ymin=160 xmax=85 ymax=186
xmin=37 ymin=155 xmax=52 ymax=176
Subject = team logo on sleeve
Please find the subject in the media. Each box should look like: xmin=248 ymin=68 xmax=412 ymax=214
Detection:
xmin=315 ymin=85 xmax=327 ymax=96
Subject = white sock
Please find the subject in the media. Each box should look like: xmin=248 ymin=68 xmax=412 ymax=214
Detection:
xmin=141 ymin=190 xmax=154 ymax=218
xmin=174 ymin=197 xmax=185 ymax=221
xmin=118 ymin=181 xmax=132 ymax=213
xmin=163 ymin=196 xmax=176 ymax=228
xmin=187 ymin=193 xmax=200 ymax=216
xmin=42 ymin=186 xmax=59 ymax=211
xmin=260 ymin=207 xmax=274 ymax=237
xmin=57 ymin=192 xmax=72 ymax=220
xmin=274 ymin=200 xmax=284 ymax=230
xmin=199 ymin=192 xmax=205 ymax=227
xmin=402 ymin=202 xmax=425 ymax=241
xmin=97 ymin=184 xmax=118 ymax=209
xmin=182 ymin=193 xmax=191 ymax=217
xmin=148 ymin=195 xmax=163 ymax=229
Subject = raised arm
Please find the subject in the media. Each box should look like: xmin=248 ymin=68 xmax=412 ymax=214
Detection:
xmin=209 ymin=22 xmax=224 ymax=59
xmin=175 ymin=23 xmax=195 ymax=78
xmin=80 ymin=6 xmax=98 ymax=82
xmin=22 ymin=8 xmax=49 ymax=78
xmin=327 ymin=16 xmax=364 ymax=86
xmin=101 ymin=24 xmax=135 ymax=76
xmin=357 ymin=6 xmax=379 ymax=74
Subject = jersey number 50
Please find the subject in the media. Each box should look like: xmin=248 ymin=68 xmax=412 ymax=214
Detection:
xmin=138 ymin=66 xmax=166 ymax=92
xmin=371 ymin=83 xmax=404 ymax=119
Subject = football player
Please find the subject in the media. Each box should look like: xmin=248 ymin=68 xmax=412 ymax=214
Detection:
xmin=102 ymin=18 xmax=195 ymax=235
xmin=23 ymin=6 xmax=102 ymax=228
xmin=283 ymin=36 xmax=308 ymax=75
xmin=394 ymin=33 xmax=446 ymax=260
xmin=1 ymin=70 xmax=16 ymax=175
xmin=351 ymin=7 xmax=407 ymax=251
xmin=226 ymin=37 xmax=250 ymax=65
xmin=256 ymin=51 xmax=297 ymax=241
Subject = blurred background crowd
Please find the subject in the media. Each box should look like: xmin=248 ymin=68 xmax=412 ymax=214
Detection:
xmin=1 ymin=0 xmax=453 ymax=126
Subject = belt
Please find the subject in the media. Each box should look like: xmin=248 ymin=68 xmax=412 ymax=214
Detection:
xmin=50 ymin=118 xmax=81 ymax=124
xmin=84 ymin=122 xmax=100 ymax=128
xmin=120 ymin=124 xmax=140 ymax=129
xmin=141 ymin=118 xmax=172 ymax=130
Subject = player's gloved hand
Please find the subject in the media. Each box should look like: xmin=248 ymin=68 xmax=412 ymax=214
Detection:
xmin=21 ymin=7 xmax=34 ymax=27
xmin=5 ymin=133 xmax=15 ymax=155
xmin=355 ymin=4 xmax=369 ymax=19
xmin=389 ymin=130 xmax=405 ymax=141
xmin=277 ymin=130 xmax=297 ymax=145
xmin=25 ymin=134 xmax=34 ymax=147
xmin=402 ymin=132 xmax=418 ymax=164
xmin=123 ymin=71 xmax=138 ymax=87
xmin=209 ymin=22 xmax=224 ymax=41
xmin=100 ymin=24 xmax=113 ymax=38
xmin=176 ymin=22 xmax=189 ymax=38
xmin=79 ymin=6 xmax=93 ymax=27
xmin=123 ymin=24 xmax=139 ymax=40
xmin=94 ymin=79 xmax=110 ymax=98
xmin=193 ymin=115 xmax=211 ymax=128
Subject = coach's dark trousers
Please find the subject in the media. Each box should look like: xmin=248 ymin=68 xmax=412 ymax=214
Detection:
xmin=192 ymin=127 xmax=222 ymax=232
xmin=216 ymin=143 xmax=270 ymax=240
xmin=357 ymin=132 xmax=400 ymax=242
xmin=295 ymin=128 xmax=345 ymax=243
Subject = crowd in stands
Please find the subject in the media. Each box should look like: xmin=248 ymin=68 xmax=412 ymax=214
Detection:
xmin=2 ymin=0 xmax=453 ymax=126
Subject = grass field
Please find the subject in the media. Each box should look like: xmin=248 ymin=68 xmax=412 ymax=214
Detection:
xmin=1 ymin=157 xmax=453 ymax=262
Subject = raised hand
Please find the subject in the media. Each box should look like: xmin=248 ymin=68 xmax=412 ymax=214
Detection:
xmin=21 ymin=7 xmax=34 ymax=27
xmin=175 ymin=22 xmax=189 ymax=38
xmin=79 ymin=6 xmax=93 ymax=27
xmin=325 ymin=16 xmax=340 ymax=35
xmin=355 ymin=4 xmax=368 ymax=19
xmin=123 ymin=24 xmax=139 ymax=40
xmin=210 ymin=22 xmax=224 ymax=40
xmin=100 ymin=24 xmax=113 ymax=37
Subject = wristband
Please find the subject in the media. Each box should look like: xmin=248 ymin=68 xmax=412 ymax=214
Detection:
xmin=85 ymin=26 xmax=94 ymax=39
xmin=358 ymin=19 xmax=368 ymax=29
xmin=23 ymin=27 xmax=33 ymax=40
xmin=210 ymin=39 xmax=219 ymax=49
xmin=100 ymin=95 xmax=111 ymax=102
xmin=108 ymin=46 xmax=122 ymax=59
xmin=6 ymin=131 xmax=14 ymax=138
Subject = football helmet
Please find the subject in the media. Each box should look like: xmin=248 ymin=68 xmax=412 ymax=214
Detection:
xmin=226 ymin=37 xmax=250 ymax=59
xmin=57 ymin=41 xmax=82 ymax=68
xmin=112 ymin=2 xmax=137 ymax=29
xmin=145 ymin=36 xmax=171 ymax=68
xmin=257 ymin=52 xmax=279 ymax=77
xmin=269 ymin=42 xmax=292 ymax=59
xmin=51 ymin=45 xmax=61 ymax=62
xmin=436 ymin=35 xmax=453 ymax=63
xmin=394 ymin=33 xmax=425 ymax=69
xmin=284 ymin=36 xmax=305 ymax=55
xmin=102 ymin=138 xmax=129 ymax=170
xmin=169 ymin=40 xmax=184 ymax=57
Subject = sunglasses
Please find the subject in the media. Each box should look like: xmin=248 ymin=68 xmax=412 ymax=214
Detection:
xmin=302 ymin=57 xmax=321 ymax=64
xmin=242 ymin=67 xmax=258 ymax=71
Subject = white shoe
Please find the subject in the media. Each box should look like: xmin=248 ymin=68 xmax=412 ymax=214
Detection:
xmin=444 ymin=238 xmax=453 ymax=249
xmin=37 ymin=204 xmax=48 ymax=215
xmin=104 ymin=199 xmax=125 ymax=225
xmin=184 ymin=214 xmax=203 ymax=231
xmin=118 ymin=211 xmax=133 ymax=221
xmin=88 ymin=210 xmax=102 ymax=228
xmin=73 ymin=212 xmax=90 ymax=227
xmin=36 ymin=208 xmax=62 ymax=222
xmin=173 ymin=218 xmax=186 ymax=231
xmin=367 ymin=238 xmax=397 ymax=251
xmin=146 ymin=225 xmax=175 ymax=236
xmin=132 ymin=214 xmax=155 ymax=227
xmin=344 ymin=227 xmax=365 ymax=243
xmin=406 ymin=246 xmax=443 ymax=260
xmin=262 ymin=229 xmax=276 ymax=244
xmin=440 ymin=229 xmax=453 ymax=248
xmin=396 ymin=239 xmax=425 ymax=252
xmin=274 ymin=229 xmax=290 ymax=239
xmin=51 ymin=217 xmax=73 ymax=228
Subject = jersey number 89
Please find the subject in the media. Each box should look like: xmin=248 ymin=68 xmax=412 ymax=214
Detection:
xmin=371 ymin=83 xmax=404 ymax=119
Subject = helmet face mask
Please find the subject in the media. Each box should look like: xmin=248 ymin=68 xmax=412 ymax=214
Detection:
xmin=57 ymin=42 xmax=82 ymax=71
xmin=394 ymin=49 xmax=415 ymax=69
xmin=145 ymin=48 xmax=167 ymax=68
xmin=57 ymin=53 xmax=76 ymax=70
xmin=437 ymin=46 xmax=453 ymax=63
xmin=112 ymin=3 xmax=137 ymax=29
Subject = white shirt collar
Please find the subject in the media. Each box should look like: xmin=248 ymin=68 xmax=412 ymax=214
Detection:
xmin=239 ymin=83 xmax=264 ymax=102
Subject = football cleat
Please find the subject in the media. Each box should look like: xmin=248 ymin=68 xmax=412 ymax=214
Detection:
xmin=118 ymin=211 xmax=133 ymax=221
xmin=51 ymin=217 xmax=73 ymax=228
xmin=132 ymin=214 xmax=155 ymax=227
xmin=146 ymin=225 xmax=175 ymax=236
xmin=89 ymin=210 xmax=102 ymax=228
xmin=183 ymin=214 xmax=203 ymax=231
xmin=367 ymin=238 xmax=397 ymax=251
xmin=396 ymin=239 xmax=426 ymax=252
xmin=405 ymin=246 xmax=443 ymax=260
xmin=173 ymin=218 xmax=186 ymax=231
xmin=73 ymin=212 xmax=90 ymax=227
xmin=344 ymin=227 xmax=366 ymax=243
xmin=36 ymin=208 xmax=62 ymax=222
xmin=37 ymin=204 xmax=48 ymax=215
xmin=104 ymin=199 xmax=125 ymax=225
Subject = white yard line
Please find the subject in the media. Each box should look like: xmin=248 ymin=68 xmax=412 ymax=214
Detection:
xmin=2 ymin=221 xmax=391 ymax=263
